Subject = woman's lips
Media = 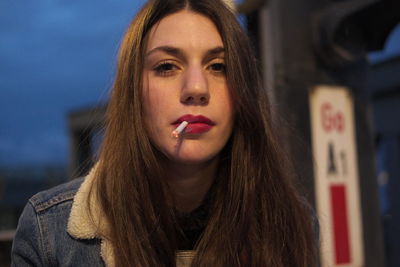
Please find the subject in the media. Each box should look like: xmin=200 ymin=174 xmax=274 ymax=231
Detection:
xmin=172 ymin=114 xmax=215 ymax=134
xmin=184 ymin=123 xmax=213 ymax=134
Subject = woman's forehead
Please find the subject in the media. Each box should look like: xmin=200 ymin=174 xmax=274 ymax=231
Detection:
xmin=145 ymin=10 xmax=224 ymax=53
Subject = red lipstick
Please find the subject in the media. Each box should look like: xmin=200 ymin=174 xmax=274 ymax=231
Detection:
xmin=172 ymin=114 xmax=215 ymax=134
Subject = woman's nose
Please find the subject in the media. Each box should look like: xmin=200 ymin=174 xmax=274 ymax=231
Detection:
xmin=180 ymin=66 xmax=209 ymax=105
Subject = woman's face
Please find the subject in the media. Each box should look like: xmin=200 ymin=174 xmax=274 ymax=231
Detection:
xmin=142 ymin=10 xmax=234 ymax=165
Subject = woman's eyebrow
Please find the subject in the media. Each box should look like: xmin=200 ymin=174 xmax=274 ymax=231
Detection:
xmin=203 ymin=47 xmax=225 ymax=64
xmin=146 ymin=46 xmax=182 ymax=57
xmin=206 ymin=46 xmax=225 ymax=56
xmin=145 ymin=46 xmax=225 ymax=58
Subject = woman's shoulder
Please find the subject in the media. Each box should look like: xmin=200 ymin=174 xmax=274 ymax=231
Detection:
xmin=28 ymin=177 xmax=85 ymax=213
xmin=11 ymin=176 xmax=103 ymax=266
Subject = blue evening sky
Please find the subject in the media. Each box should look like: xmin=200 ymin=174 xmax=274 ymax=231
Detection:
xmin=0 ymin=0 xmax=146 ymax=166
xmin=369 ymin=24 xmax=400 ymax=63
xmin=0 ymin=0 xmax=399 ymax=166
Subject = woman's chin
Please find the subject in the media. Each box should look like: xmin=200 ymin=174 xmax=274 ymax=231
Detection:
xmin=166 ymin=148 xmax=219 ymax=166
xmin=154 ymin=137 xmax=227 ymax=166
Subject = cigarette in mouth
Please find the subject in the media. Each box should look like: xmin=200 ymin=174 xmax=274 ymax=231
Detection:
xmin=172 ymin=121 xmax=188 ymax=138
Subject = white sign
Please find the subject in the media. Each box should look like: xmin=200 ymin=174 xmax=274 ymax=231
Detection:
xmin=310 ymin=85 xmax=364 ymax=267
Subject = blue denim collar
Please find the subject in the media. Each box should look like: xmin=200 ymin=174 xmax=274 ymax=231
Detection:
xmin=67 ymin=166 xmax=196 ymax=267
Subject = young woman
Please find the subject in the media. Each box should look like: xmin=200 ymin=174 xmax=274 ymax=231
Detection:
xmin=12 ymin=0 xmax=318 ymax=266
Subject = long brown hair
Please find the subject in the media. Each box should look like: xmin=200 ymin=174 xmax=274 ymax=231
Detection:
xmin=92 ymin=0 xmax=318 ymax=266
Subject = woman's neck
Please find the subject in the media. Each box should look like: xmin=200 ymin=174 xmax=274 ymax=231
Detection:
xmin=165 ymin=158 xmax=218 ymax=213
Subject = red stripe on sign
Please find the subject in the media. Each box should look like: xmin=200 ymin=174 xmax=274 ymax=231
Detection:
xmin=330 ymin=185 xmax=351 ymax=264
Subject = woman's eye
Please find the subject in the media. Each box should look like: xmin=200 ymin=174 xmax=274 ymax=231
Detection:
xmin=209 ymin=63 xmax=226 ymax=73
xmin=154 ymin=62 xmax=177 ymax=76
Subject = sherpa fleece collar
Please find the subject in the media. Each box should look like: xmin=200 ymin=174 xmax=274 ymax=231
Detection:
xmin=66 ymin=167 xmax=195 ymax=267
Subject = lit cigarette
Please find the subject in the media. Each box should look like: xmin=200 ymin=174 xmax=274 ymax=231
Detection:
xmin=172 ymin=121 xmax=188 ymax=138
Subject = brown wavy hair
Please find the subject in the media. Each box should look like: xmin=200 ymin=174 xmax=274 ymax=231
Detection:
xmin=92 ymin=0 xmax=318 ymax=266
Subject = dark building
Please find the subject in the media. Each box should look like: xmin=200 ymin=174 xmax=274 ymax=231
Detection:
xmin=369 ymin=54 xmax=400 ymax=267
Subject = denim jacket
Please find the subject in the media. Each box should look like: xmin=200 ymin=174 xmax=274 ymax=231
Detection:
xmin=11 ymin=168 xmax=195 ymax=267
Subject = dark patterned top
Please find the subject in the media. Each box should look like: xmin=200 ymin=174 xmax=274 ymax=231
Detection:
xmin=175 ymin=188 xmax=213 ymax=250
